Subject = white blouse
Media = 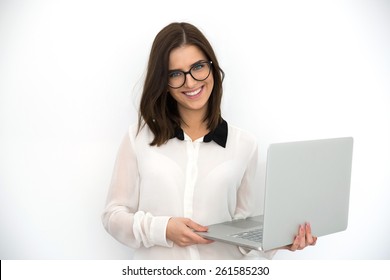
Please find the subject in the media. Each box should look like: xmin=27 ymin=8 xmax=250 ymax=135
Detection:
xmin=102 ymin=121 xmax=276 ymax=259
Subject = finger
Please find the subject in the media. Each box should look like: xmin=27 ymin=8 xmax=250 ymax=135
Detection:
xmin=305 ymin=223 xmax=318 ymax=246
xmin=289 ymin=235 xmax=300 ymax=251
xmin=185 ymin=230 xmax=213 ymax=245
xmin=186 ymin=220 xmax=208 ymax=232
xmin=305 ymin=223 xmax=315 ymax=245
xmin=195 ymin=235 xmax=214 ymax=245
xmin=299 ymin=225 xmax=306 ymax=249
xmin=181 ymin=220 xmax=212 ymax=244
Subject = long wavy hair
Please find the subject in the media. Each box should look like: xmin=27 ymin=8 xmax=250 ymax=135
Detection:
xmin=137 ymin=22 xmax=225 ymax=146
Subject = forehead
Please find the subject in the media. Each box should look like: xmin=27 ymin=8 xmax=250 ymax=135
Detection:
xmin=168 ymin=45 xmax=207 ymax=70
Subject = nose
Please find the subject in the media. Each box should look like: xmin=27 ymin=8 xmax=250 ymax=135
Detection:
xmin=183 ymin=72 xmax=197 ymax=88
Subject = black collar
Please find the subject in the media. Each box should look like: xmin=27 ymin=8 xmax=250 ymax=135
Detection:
xmin=172 ymin=119 xmax=228 ymax=148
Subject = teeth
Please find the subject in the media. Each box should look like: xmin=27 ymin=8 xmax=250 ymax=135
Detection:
xmin=184 ymin=88 xmax=202 ymax=96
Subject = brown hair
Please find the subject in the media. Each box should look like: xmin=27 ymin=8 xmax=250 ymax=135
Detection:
xmin=137 ymin=22 xmax=225 ymax=146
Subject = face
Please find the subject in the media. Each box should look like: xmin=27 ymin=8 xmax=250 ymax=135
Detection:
xmin=168 ymin=45 xmax=214 ymax=119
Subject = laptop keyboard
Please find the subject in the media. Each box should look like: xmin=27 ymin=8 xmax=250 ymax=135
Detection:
xmin=230 ymin=228 xmax=263 ymax=243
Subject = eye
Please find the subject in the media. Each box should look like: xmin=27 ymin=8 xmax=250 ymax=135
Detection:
xmin=192 ymin=63 xmax=205 ymax=72
xmin=168 ymin=71 xmax=183 ymax=78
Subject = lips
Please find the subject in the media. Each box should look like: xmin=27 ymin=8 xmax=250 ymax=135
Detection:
xmin=183 ymin=86 xmax=203 ymax=98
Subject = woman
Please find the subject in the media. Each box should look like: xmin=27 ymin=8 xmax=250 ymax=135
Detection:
xmin=102 ymin=22 xmax=316 ymax=259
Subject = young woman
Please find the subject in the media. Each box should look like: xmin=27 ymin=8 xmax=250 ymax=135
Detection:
xmin=102 ymin=22 xmax=316 ymax=259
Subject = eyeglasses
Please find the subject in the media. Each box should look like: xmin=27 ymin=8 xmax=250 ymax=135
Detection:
xmin=168 ymin=60 xmax=212 ymax=89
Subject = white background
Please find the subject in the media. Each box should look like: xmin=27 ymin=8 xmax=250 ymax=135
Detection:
xmin=0 ymin=0 xmax=389 ymax=259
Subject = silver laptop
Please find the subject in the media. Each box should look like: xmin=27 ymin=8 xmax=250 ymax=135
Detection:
xmin=198 ymin=137 xmax=353 ymax=251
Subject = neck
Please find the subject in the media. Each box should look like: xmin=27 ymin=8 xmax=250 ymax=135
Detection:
xmin=179 ymin=108 xmax=209 ymax=141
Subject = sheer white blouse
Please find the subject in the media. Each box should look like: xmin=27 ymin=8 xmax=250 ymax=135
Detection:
xmin=102 ymin=122 xmax=276 ymax=259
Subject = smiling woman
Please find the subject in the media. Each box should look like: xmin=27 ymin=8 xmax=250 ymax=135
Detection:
xmin=167 ymin=45 xmax=214 ymax=139
xmin=101 ymin=22 xmax=316 ymax=260
xmin=1 ymin=0 xmax=388 ymax=262
xmin=138 ymin=22 xmax=225 ymax=147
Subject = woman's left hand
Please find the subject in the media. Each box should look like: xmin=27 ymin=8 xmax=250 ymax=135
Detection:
xmin=284 ymin=223 xmax=317 ymax=251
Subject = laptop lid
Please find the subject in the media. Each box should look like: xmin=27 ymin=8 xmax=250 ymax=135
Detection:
xmin=261 ymin=137 xmax=353 ymax=250
xmin=197 ymin=137 xmax=353 ymax=251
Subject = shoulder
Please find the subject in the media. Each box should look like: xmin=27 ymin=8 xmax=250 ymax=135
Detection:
xmin=227 ymin=123 xmax=258 ymax=154
xmin=127 ymin=122 xmax=154 ymax=147
xmin=228 ymin=123 xmax=257 ymax=145
xmin=126 ymin=123 xmax=138 ymax=145
xmin=128 ymin=123 xmax=138 ymax=137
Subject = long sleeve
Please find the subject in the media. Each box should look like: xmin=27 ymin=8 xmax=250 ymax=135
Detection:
xmin=233 ymin=143 xmax=258 ymax=220
xmin=102 ymin=123 xmax=276 ymax=259
xmin=101 ymin=132 xmax=173 ymax=249
xmin=231 ymin=133 xmax=277 ymax=259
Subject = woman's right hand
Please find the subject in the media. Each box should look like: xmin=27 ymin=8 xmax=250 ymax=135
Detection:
xmin=166 ymin=217 xmax=214 ymax=247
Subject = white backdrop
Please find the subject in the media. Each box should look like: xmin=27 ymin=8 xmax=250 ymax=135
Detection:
xmin=0 ymin=0 xmax=389 ymax=259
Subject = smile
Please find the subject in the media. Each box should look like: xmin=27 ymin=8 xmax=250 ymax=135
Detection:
xmin=183 ymin=86 xmax=202 ymax=97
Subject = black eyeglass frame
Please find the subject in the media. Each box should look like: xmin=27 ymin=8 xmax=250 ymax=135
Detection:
xmin=167 ymin=60 xmax=213 ymax=89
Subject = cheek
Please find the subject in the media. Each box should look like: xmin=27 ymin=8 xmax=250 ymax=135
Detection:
xmin=168 ymin=90 xmax=180 ymax=100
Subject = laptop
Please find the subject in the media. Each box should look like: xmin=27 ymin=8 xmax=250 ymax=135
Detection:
xmin=197 ymin=137 xmax=353 ymax=251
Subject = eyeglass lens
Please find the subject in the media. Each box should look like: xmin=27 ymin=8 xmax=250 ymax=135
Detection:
xmin=168 ymin=61 xmax=211 ymax=88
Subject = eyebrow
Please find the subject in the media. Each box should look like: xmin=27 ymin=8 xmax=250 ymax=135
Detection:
xmin=168 ymin=59 xmax=207 ymax=72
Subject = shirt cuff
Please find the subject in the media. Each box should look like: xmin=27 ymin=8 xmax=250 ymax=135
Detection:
xmin=238 ymin=246 xmax=251 ymax=255
xmin=238 ymin=247 xmax=277 ymax=259
xmin=150 ymin=216 xmax=174 ymax=248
